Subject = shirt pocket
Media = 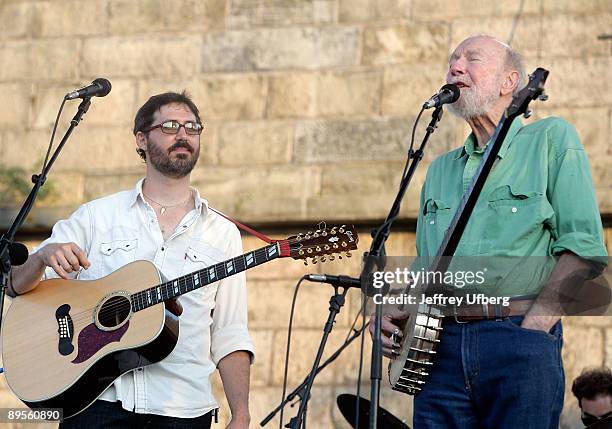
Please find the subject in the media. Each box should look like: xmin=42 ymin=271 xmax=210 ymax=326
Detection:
xmin=180 ymin=244 xmax=223 ymax=305
xmin=477 ymin=184 xmax=554 ymax=254
xmin=421 ymin=198 xmax=452 ymax=253
xmin=94 ymin=238 xmax=138 ymax=278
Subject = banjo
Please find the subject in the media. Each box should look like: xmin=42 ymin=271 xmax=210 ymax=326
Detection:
xmin=389 ymin=68 xmax=550 ymax=395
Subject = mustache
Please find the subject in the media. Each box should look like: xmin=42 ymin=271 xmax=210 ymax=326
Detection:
xmin=168 ymin=140 xmax=193 ymax=153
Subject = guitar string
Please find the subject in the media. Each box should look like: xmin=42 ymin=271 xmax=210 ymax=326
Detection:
xmin=13 ymin=241 xmax=355 ymax=347
xmin=62 ymin=241 xmax=354 ymax=326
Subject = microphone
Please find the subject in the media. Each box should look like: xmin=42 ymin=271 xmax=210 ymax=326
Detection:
xmin=423 ymin=83 xmax=460 ymax=109
xmin=65 ymin=78 xmax=112 ymax=100
xmin=8 ymin=242 xmax=28 ymax=266
xmin=305 ymin=274 xmax=362 ymax=289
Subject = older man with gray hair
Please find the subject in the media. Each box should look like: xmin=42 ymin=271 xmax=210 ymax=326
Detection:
xmin=373 ymin=35 xmax=607 ymax=427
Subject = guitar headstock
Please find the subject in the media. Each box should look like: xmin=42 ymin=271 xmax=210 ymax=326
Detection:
xmin=506 ymin=67 xmax=549 ymax=120
xmin=283 ymin=225 xmax=359 ymax=265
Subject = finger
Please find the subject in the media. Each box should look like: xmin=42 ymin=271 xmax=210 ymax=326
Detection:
xmin=49 ymin=255 xmax=71 ymax=280
xmin=63 ymin=250 xmax=82 ymax=272
xmin=70 ymin=243 xmax=91 ymax=269
xmin=55 ymin=254 xmax=75 ymax=274
xmin=381 ymin=319 xmax=402 ymax=337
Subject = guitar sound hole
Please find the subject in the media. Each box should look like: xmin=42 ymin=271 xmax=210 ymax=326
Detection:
xmin=98 ymin=296 xmax=131 ymax=329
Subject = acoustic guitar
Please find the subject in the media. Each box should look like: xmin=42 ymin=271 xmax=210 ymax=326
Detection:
xmin=2 ymin=225 xmax=359 ymax=419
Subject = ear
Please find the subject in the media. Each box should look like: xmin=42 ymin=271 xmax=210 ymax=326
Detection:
xmin=135 ymin=131 xmax=147 ymax=152
xmin=500 ymin=70 xmax=520 ymax=96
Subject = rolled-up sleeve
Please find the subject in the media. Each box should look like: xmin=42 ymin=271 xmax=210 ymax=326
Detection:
xmin=546 ymin=120 xmax=607 ymax=263
xmin=210 ymin=226 xmax=255 ymax=365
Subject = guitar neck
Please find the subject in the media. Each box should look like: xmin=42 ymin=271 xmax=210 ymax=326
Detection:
xmin=131 ymin=242 xmax=282 ymax=312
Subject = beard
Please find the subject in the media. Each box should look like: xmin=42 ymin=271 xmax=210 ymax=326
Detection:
xmin=447 ymin=77 xmax=502 ymax=120
xmin=146 ymin=138 xmax=200 ymax=179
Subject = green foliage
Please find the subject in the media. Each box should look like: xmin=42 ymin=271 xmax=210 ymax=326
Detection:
xmin=0 ymin=166 xmax=56 ymax=207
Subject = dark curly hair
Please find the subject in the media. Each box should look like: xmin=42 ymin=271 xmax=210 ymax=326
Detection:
xmin=572 ymin=367 xmax=612 ymax=403
xmin=133 ymin=91 xmax=201 ymax=161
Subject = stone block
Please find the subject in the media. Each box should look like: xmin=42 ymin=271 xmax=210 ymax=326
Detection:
xmin=362 ymin=24 xmax=448 ymax=66
xmin=0 ymin=1 xmax=33 ymax=39
xmin=563 ymin=325 xmax=604 ymax=385
xmin=0 ymin=129 xmax=56 ymax=171
xmin=540 ymin=14 xmax=611 ymax=58
xmin=66 ymin=80 xmax=137 ymax=127
xmin=138 ymin=75 xmax=269 ymax=121
xmin=31 ymin=0 xmax=108 ymax=37
xmin=109 ymin=0 xmax=225 ymax=33
xmin=294 ymin=116 xmax=456 ymax=163
xmin=81 ymin=36 xmax=201 ymax=78
xmin=228 ymin=0 xmax=336 ymax=28
xmin=0 ymin=83 xmax=30 ymax=129
xmin=382 ymin=63 xmax=448 ymax=116
xmin=312 ymin=0 xmax=336 ymax=23
xmin=191 ymin=164 xmax=320 ymax=222
xmin=250 ymin=329 xmax=274 ymax=386
xmin=542 ymin=0 xmax=612 ymax=13
xmin=267 ymin=72 xmax=317 ymax=119
xmin=30 ymin=83 xmax=75 ymax=130
xmin=450 ymin=15 xmax=541 ymax=58
xmin=260 ymin=0 xmax=318 ymax=27
xmin=247 ymin=279 xmax=350 ymax=329
xmin=316 ymin=71 xmax=382 ymax=117
xmin=218 ymin=121 xmax=293 ymax=165
xmin=202 ymin=26 xmax=360 ymax=72
xmin=199 ymin=122 xmax=219 ymax=165
xmin=339 ymin=0 xmax=411 ymax=22
xmin=0 ymin=40 xmax=80 ymax=81
xmin=194 ymin=75 xmax=269 ymax=121
xmin=270 ymin=329 xmax=351 ymax=385
xmin=564 ymin=316 xmax=612 ymax=328
xmin=529 ymin=108 xmax=610 ymax=158
xmin=544 ymin=57 xmax=612 ymax=108
xmin=83 ymin=172 xmax=144 ymax=201
xmin=413 ymin=0 xmax=540 ymax=20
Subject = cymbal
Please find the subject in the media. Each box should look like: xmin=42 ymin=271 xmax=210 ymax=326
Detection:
xmin=336 ymin=394 xmax=410 ymax=429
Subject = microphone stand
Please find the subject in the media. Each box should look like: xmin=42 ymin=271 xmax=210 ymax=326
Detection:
xmin=0 ymin=97 xmax=92 ymax=335
xmin=361 ymin=106 xmax=444 ymax=429
xmin=260 ymin=322 xmax=364 ymax=427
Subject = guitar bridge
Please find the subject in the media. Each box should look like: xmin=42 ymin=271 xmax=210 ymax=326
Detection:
xmin=55 ymin=304 xmax=75 ymax=356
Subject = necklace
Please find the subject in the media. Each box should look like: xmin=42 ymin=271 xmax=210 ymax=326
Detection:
xmin=143 ymin=190 xmax=192 ymax=215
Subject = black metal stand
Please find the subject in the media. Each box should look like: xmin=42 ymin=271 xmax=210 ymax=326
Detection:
xmin=260 ymin=323 xmax=363 ymax=427
xmin=361 ymin=106 xmax=444 ymax=429
xmin=0 ymin=97 xmax=92 ymax=334
xmin=286 ymin=287 xmax=348 ymax=429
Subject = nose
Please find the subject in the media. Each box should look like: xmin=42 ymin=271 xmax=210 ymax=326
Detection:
xmin=175 ymin=125 xmax=189 ymax=139
xmin=449 ymin=57 xmax=466 ymax=77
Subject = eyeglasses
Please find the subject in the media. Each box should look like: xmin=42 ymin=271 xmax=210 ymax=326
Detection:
xmin=144 ymin=120 xmax=204 ymax=135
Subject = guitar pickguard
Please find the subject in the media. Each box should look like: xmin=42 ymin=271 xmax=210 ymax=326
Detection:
xmin=71 ymin=323 xmax=129 ymax=364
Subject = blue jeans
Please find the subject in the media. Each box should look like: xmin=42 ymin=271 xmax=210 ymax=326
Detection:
xmin=59 ymin=400 xmax=214 ymax=429
xmin=413 ymin=316 xmax=564 ymax=429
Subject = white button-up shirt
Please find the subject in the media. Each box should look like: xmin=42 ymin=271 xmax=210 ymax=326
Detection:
xmin=33 ymin=179 xmax=254 ymax=418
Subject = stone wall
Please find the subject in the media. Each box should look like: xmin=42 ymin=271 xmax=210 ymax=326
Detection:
xmin=0 ymin=0 xmax=610 ymax=428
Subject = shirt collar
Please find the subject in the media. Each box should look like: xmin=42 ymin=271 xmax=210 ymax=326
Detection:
xmin=453 ymin=116 xmax=523 ymax=160
xmin=128 ymin=178 xmax=209 ymax=216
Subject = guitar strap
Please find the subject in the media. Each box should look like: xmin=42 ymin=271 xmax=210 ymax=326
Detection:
xmin=208 ymin=207 xmax=277 ymax=245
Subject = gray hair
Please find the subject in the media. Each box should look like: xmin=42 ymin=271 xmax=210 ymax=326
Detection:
xmin=504 ymin=47 xmax=527 ymax=96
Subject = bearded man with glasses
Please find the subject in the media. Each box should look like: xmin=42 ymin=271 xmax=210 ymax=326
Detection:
xmin=10 ymin=91 xmax=254 ymax=429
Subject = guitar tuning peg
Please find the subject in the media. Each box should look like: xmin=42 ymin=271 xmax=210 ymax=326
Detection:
xmin=338 ymin=254 xmax=343 ymax=259
xmin=320 ymin=256 xmax=326 ymax=262
xmin=538 ymin=93 xmax=548 ymax=102
xmin=312 ymin=256 xmax=318 ymax=264
xmin=329 ymin=255 xmax=335 ymax=261
xmin=303 ymin=260 xmax=308 ymax=266
xmin=345 ymin=252 xmax=352 ymax=258
xmin=523 ymin=109 xmax=532 ymax=119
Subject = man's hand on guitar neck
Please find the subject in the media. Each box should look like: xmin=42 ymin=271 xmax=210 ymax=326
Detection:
xmin=368 ymin=308 xmax=409 ymax=359
xmin=10 ymin=242 xmax=90 ymax=296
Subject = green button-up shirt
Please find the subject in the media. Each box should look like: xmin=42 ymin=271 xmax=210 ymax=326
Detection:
xmin=416 ymin=116 xmax=607 ymax=296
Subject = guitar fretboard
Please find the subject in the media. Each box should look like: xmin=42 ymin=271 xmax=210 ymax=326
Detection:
xmin=131 ymin=242 xmax=281 ymax=312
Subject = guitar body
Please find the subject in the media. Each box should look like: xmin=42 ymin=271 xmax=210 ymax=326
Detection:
xmin=2 ymin=260 xmax=179 ymax=419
